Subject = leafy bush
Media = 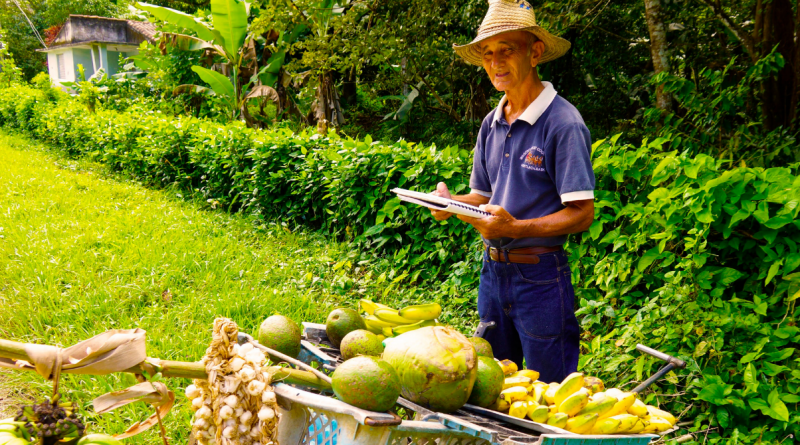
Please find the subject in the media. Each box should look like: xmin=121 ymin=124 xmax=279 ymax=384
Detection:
xmin=1 ymin=85 xmax=798 ymax=444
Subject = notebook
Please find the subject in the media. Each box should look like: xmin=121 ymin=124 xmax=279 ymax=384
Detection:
xmin=391 ymin=188 xmax=491 ymax=219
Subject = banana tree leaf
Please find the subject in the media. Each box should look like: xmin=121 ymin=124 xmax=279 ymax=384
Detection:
xmin=128 ymin=55 xmax=157 ymax=71
xmin=210 ymin=0 xmax=248 ymax=61
xmin=191 ymin=66 xmax=235 ymax=103
xmin=173 ymin=84 xmax=215 ymax=96
xmin=136 ymin=2 xmax=225 ymax=47
xmin=258 ymin=24 xmax=306 ymax=87
xmin=245 ymin=85 xmax=279 ymax=102
xmin=160 ymin=33 xmax=216 ymax=52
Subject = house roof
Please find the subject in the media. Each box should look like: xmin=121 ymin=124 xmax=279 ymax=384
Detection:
xmin=37 ymin=15 xmax=157 ymax=52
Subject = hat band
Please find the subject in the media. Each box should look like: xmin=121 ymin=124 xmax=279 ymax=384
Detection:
xmin=478 ymin=23 xmax=536 ymax=37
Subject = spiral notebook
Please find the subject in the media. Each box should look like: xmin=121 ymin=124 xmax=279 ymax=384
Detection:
xmin=391 ymin=188 xmax=490 ymax=219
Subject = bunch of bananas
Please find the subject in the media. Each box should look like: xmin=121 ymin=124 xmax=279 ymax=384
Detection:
xmin=491 ymin=371 xmax=678 ymax=435
xmin=4 ymin=397 xmax=86 ymax=445
xmin=359 ymin=299 xmax=442 ymax=338
xmin=0 ymin=418 xmax=121 ymax=445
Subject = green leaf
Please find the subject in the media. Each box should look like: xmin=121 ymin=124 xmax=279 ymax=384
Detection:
xmin=210 ymin=0 xmax=249 ymax=60
xmin=743 ymin=363 xmax=759 ymax=395
xmin=191 ymin=66 xmax=234 ymax=102
xmin=637 ymin=247 xmax=660 ymax=272
xmin=363 ymin=224 xmax=385 ymax=237
xmin=697 ymin=383 xmax=732 ymax=404
xmin=767 ymin=389 xmax=790 ymax=421
xmin=765 ymin=260 xmax=782 ymax=285
xmin=136 ymin=2 xmax=220 ymax=43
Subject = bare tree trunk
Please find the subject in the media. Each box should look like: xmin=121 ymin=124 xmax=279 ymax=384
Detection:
xmin=759 ymin=0 xmax=795 ymax=130
xmin=315 ymin=72 xmax=344 ymax=134
xmin=644 ymin=0 xmax=671 ymax=111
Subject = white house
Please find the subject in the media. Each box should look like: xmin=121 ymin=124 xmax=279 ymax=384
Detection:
xmin=37 ymin=15 xmax=156 ymax=85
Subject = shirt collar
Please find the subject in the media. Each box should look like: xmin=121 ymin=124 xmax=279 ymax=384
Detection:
xmin=491 ymin=81 xmax=558 ymax=127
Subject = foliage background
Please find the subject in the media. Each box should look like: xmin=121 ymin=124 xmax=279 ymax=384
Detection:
xmin=1 ymin=84 xmax=799 ymax=443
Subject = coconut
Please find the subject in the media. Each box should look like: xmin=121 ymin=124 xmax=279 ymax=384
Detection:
xmin=382 ymin=326 xmax=478 ymax=413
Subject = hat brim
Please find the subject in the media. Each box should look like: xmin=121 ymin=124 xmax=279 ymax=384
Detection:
xmin=453 ymin=26 xmax=571 ymax=66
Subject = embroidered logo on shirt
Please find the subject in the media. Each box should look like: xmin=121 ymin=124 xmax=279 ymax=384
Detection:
xmin=520 ymin=146 xmax=545 ymax=171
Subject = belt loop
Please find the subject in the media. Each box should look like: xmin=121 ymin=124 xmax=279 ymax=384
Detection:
xmin=502 ymin=249 xmax=509 ymax=263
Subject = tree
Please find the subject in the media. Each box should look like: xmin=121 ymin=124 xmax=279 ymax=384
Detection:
xmin=643 ymin=0 xmax=670 ymax=111
xmin=136 ymin=0 xmax=282 ymax=124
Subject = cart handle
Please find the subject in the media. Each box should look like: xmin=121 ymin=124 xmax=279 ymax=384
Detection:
xmin=636 ymin=344 xmax=686 ymax=369
xmin=631 ymin=344 xmax=686 ymax=394
xmin=364 ymin=412 xmax=403 ymax=427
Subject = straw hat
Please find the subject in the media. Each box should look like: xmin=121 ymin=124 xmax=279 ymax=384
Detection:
xmin=453 ymin=0 xmax=571 ymax=66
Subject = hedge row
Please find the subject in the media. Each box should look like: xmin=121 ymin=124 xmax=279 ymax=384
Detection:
xmin=2 ymin=84 xmax=800 ymax=443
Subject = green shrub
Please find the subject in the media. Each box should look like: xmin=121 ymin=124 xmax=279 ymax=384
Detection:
xmin=0 ymin=85 xmax=798 ymax=443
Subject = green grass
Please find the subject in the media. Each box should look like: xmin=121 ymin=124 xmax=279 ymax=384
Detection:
xmin=0 ymin=131 xmax=372 ymax=442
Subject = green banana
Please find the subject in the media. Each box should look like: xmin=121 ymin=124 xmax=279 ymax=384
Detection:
xmin=0 ymin=437 xmax=30 ymax=445
xmin=373 ymin=308 xmax=416 ymax=325
xmin=364 ymin=315 xmax=397 ymax=329
xmin=398 ymin=303 xmax=442 ymax=321
xmin=392 ymin=319 xmax=435 ymax=335
xmin=78 ymin=433 xmax=124 ymax=445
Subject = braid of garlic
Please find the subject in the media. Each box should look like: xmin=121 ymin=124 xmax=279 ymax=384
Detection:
xmin=187 ymin=318 xmax=280 ymax=445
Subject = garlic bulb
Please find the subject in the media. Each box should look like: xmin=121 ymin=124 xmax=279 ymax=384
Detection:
xmin=239 ymin=342 xmax=254 ymax=356
xmin=219 ymin=405 xmax=234 ymax=420
xmin=247 ymin=380 xmax=266 ymax=396
xmin=229 ymin=357 xmax=246 ymax=371
xmin=261 ymin=391 xmax=276 ymax=404
xmin=196 ymin=406 xmax=212 ymax=420
xmin=191 ymin=397 xmax=205 ymax=410
xmin=245 ymin=349 xmax=265 ymax=364
xmin=240 ymin=411 xmax=253 ymax=425
xmin=222 ymin=426 xmax=235 ymax=438
xmin=223 ymin=394 xmax=239 ymax=407
xmin=240 ymin=365 xmax=256 ymax=382
xmin=257 ymin=406 xmax=275 ymax=421
xmin=185 ymin=384 xmax=201 ymax=400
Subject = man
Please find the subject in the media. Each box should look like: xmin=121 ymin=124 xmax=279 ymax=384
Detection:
xmin=432 ymin=0 xmax=595 ymax=383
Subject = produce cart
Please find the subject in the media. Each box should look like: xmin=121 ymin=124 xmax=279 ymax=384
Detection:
xmin=232 ymin=322 xmax=685 ymax=445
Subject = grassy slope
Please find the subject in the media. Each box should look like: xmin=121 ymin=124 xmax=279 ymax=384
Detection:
xmin=0 ymin=132 xmax=362 ymax=442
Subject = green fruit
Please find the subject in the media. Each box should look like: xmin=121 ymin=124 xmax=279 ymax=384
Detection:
xmin=469 ymin=337 xmax=494 ymax=358
xmin=78 ymin=433 xmax=125 ymax=445
xmin=466 ymin=356 xmax=505 ymax=408
xmin=382 ymin=326 xmax=478 ymax=413
xmin=326 ymin=308 xmax=367 ymax=348
xmin=331 ymin=356 xmax=401 ymax=412
xmin=257 ymin=314 xmax=302 ymax=358
xmin=339 ymin=329 xmax=384 ymax=360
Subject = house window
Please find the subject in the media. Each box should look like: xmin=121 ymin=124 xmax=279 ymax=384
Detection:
xmin=56 ymin=53 xmax=66 ymax=79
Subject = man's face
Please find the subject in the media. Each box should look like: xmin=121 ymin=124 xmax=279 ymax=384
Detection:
xmin=480 ymin=31 xmax=543 ymax=92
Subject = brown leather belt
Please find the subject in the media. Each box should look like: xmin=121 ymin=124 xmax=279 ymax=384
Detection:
xmin=485 ymin=245 xmax=562 ymax=264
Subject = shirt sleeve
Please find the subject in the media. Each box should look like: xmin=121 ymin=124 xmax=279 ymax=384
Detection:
xmin=552 ymin=123 xmax=595 ymax=203
xmin=469 ymin=124 xmax=492 ymax=196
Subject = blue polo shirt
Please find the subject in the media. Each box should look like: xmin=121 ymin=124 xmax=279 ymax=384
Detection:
xmin=469 ymin=82 xmax=595 ymax=249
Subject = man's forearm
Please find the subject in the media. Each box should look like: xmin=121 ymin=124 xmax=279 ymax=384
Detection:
xmin=451 ymin=193 xmax=491 ymax=207
xmin=509 ymin=200 xmax=594 ymax=238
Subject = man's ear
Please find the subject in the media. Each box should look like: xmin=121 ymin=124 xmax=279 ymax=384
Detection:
xmin=529 ymin=40 xmax=545 ymax=67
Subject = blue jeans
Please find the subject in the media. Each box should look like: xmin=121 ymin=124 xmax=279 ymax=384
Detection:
xmin=477 ymin=248 xmax=579 ymax=383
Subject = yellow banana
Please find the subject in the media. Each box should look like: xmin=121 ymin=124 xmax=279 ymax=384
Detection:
xmin=512 ymin=369 xmax=540 ymax=381
xmin=588 ymin=417 xmax=621 ymax=435
xmin=78 ymin=433 xmax=125 ymax=445
xmin=0 ymin=438 xmax=30 ymax=445
xmin=627 ymin=398 xmax=648 ymax=416
xmin=548 ymin=404 xmax=557 ymax=414
xmin=646 ymin=405 xmax=677 ymax=425
xmin=565 ymin=413 xmax=598 ymax=434
xmin=546 ymin=412 xmax=569 ymax=429
xmin=526 ymin=403 xmax=549 ymax=423
xmin=577 ymin=393 xmax=617 ymax=417
xmin=610 ymin=414 xmax=639 ymax=433
xmin=494 ymin=398 xmax=510 ymax=412
xmin=502 ymin=376 xmax=533 ymax=390
xmin=398 ymin=303 xmax=442 ymax=321
xmin=558 ymin=387 xmax=590 ymax=416
xmin=544 ymin=383 xmax=560 ymax=405
xmin=642 ymin=416 xmax=672 ymax=433
xmin=627 ymin=419 xmax=646 ymax=434
xmin=359 ymin=299 xmax=390 ymax=315
xmin=599 ymin=392 xmax=636 ymax=419
xmin=364 ymin=314 xmax=397 ymax=328
xmin=382 ymin=326 xmax=394 ymax=337
xmin=500 ymin=386 xmax=529 ymax=403
xmin=508 ymin=401 xmax=529 ymax=419
xmin=392 ymin=319 xmax=435 ymax=335
xmin=376 ymin=334 xmax=386 ymax=342
xmin=554 ymin=372 xmax=585 ymax=406
xmin=583 ymin=376 xmax=605 ymax=394
xmin=605 ymin=388 xmax=624 ymax=399
xmin=373 ymin=308 xmax=416 ymax=325
xmin=529 ymin=384 xmax=546 ymax=405
xmin=498 ymin=359 xmax=518 ymax=376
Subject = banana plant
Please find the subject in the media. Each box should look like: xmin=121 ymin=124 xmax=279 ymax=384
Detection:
xmin=136 ymin=0 xmax=281 ymax=123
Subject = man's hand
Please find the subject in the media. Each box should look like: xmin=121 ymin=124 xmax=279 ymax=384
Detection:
xmin=430 ymin=182 xmax=454 ymax=221
xmin=458 ymin=205 xmax=519 ymax=239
